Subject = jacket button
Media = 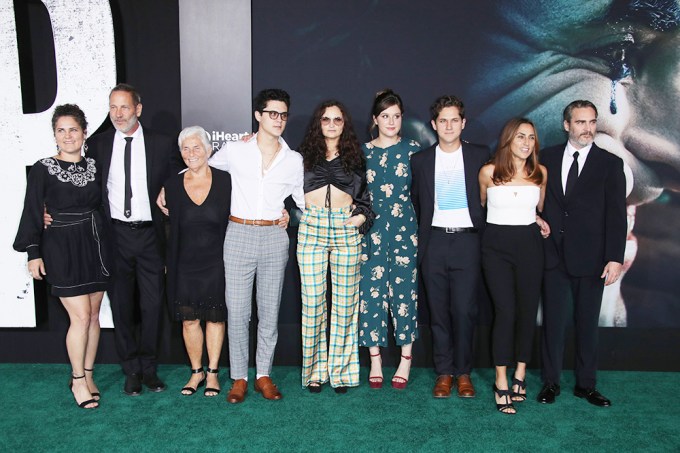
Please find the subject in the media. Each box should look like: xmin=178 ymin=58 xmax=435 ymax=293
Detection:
xmin=564 ymin=211 xmax=569 ymax=216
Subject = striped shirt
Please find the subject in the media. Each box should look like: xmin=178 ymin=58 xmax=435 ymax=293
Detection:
xmin=432 ymin=145 xmax=473 ymax=228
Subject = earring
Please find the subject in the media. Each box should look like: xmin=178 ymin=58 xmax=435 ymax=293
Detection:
xmin=83 ymin=143 xmax=89 ymax=154
xmin=56 ymin=144 xmax=61 ymax=153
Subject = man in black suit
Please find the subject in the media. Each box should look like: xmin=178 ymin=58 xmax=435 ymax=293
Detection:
xmin=411 ymin=95 xmax=490 ymax=399
xmin=537 ymin=100 xmax=626 ymax=407
xmin=87 ymin=83 xmax=181 ymax=395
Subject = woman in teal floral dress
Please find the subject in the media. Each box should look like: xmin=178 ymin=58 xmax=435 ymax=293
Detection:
xmin=359 ymin=90 xmax=420 ymax=389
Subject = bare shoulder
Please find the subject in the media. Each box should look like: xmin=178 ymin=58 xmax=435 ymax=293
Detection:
xmin=480 ymin=163 xmax=495 ymax=177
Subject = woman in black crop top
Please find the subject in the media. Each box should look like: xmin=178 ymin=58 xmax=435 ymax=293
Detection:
xmin=297 ymin=100 xmax=374 ymax=394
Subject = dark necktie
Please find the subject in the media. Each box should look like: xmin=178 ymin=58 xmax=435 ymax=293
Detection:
xmin=124 ymin=137 xmax=133 ymax=218
xmin=565 ymin=151 xmax=579 ymax=197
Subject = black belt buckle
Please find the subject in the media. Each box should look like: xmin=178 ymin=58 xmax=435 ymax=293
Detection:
xmin=432 ymin=226 xmax=477 ymax=234
xmin=113 ymin=218 xmax=152 ymax=230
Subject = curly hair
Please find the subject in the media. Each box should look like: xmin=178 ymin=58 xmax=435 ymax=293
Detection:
xmin=299 ymin=100 xmax=364 ymax=174
xmin=491 ymin=118 xmax=543 ymax=185
xmin=51 ymin=104 xmax=87 ymax=132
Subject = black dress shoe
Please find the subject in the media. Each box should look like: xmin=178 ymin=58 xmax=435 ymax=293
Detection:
xmin=142 ymin=372 xmax=167 ymax=392
xmin=334 ymin=386 xmax=348 ymax=394
xmin=574 ymin=386 xmax=611 ymax=407
xmin=537 ymin=383 xmax=561 ymax=404
xmin=124 ymin=373 xmax=142 ymax=396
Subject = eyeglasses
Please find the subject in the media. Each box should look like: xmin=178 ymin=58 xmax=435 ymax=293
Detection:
xmin=261 ymin=110 xmax=289 ymax=121
xmin=321 ymin=116 xmax=344 ymax=126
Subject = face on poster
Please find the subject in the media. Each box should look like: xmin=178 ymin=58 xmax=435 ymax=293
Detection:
xmin=252 ymin=0 xmax=680 ymax=327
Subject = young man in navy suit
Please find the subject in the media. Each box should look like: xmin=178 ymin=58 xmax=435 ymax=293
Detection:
xmin=410 ymin=96 xmax=490 ymax=399
xmin=537 ymin=100 xmax=626 ymax=407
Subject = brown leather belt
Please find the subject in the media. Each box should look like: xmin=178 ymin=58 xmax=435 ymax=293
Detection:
xmin=229 ymin=215 xmax=279 ymax=226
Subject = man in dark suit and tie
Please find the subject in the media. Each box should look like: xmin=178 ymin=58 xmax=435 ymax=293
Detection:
xmin=411 ymin=95 xmax=490 ymax=398
xmin=537 ymin=100 xmax=626 ymax=407
xmin=87 ymin=83 xmax=181 ymax=395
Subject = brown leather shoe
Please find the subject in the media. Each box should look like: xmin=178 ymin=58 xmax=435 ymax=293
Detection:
xmin=433 ymin=375 xmax=453 ymax=398
xmin=254 ymin=376 xmax=283 ymax=400
xmin=226 ymin=379 xmax=248 ymax=404
xmin=456 ymin=374 xmax=476 ymax=398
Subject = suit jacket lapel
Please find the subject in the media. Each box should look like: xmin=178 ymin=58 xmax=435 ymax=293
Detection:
xmin=423 ymin=146 xmax=436 ymax=203
xmin=144 ymin=131 xmax=154 ymax=196
xmin=571 ymin=144 xmax=602 ymax=197
xmin=544 ymin=146 xmax=566 ymax=206
xmin=461 ymin=144 xmax=477 ymax=210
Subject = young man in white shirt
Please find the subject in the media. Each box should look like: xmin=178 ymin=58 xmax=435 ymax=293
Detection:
xmin=410 ymin=95 xmax=490 ymax=399
xmin=209 ymin=89 xmax=304 ymax=403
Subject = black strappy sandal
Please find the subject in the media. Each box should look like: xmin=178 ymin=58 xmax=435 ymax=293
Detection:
xmin=69 ymin=374 xmax=99 ymax=409
xmin=204 ymin=368 xmax=221 ymax=397
xmin=84 ymin=367 xmax=100 ymax=400
xmin=493 ymin=385 xmax=516 ymax=415
xmin=511 ymin=377 xmax=527 ymax=402
xmin=181 ymin=367 xmax=205 ymax=396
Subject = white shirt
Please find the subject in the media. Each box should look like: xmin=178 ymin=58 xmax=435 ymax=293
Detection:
xmin=432 ymin=145 xmax=473 ymax=228
xmin=561 ymin=142 xmax=592 ymax=194
xmin=209 ymin=134 xmax=305 ymax=220
xmin=486 ymin=185 xmax=540 ymax=225
xmin=108 ymin=124 xmax=153 ymax=221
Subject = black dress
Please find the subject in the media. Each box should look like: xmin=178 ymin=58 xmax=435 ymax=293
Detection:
xmin=13 ymin=156 xmax=110 ymax=297
xmin=165 ymin=168 xmax=231 ymax=322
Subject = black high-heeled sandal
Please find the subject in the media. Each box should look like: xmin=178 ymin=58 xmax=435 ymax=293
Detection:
xmin=493 ymin=385 xmax=516 ymax=415
xmin=181 ymin=367 xmax=205 ymax=396
xmin=308 ymin=382 xmax=322 ymax=393
xmin=69 ymin=374 xmax=99 ymax=409
xmin=84 ymin=367 xmax=100 ymax=400
xmin=511 ymin=377 xmax=527 ymax=402
xmin=204 ymin=368 xmax=221 ymax=397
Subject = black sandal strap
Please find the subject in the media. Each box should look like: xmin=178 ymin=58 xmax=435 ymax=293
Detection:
xmin=78 ymin=398 xmax=99 ymax=408
xmin=207 ymin=368 xmax=219 ymax=374
xmin=72 ymin=374 xmax=85 ymax=380
xmin=84 ymin=368 xmax=94 ymax=372
xmin=191 ymin=367 xmax=204 ymax=374
xmin=512 ymin=377 xmax=526 ymax=389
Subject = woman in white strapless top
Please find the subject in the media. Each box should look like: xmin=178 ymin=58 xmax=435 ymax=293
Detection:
xmin=478 ymin=118 xmax=550 ymax=415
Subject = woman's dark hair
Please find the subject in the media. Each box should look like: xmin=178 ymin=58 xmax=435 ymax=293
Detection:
xmin=51 ymin=104 xmax=88 ymax=132
xmin=371 ymin=89 xmax=404 ymax=117
xmin=370 ymin=89 xmax=404 ymax=137
xmin=491 ymin=117 xmax=543 ymax=185
xmin=299 ymin=100 xmax=364 ymax=174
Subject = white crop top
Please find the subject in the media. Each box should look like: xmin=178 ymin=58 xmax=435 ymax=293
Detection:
xmin=486 ymin=185 xmax=539 ymax=226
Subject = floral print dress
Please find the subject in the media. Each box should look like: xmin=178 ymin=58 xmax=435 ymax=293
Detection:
xmin=358 ymin=138 xmax=420 ymax=347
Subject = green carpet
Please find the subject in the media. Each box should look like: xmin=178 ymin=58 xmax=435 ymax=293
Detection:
xmin=1 ymin=364 xmax=677 ymax=452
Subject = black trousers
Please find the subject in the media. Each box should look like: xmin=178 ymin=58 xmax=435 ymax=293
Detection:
xmin=482 ymin=223 xmax=543 ymax=367
xmin=421 ymin=230 xmax=480 ymax=376
xmin=541 ymin=265 xmax=604 ymax=388
xmin=109 ymin=223 xmax=165 ymax=376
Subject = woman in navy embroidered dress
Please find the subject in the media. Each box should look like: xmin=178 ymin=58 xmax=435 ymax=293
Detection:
xmin=14 ymin=104 xmax=110 ymax=409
